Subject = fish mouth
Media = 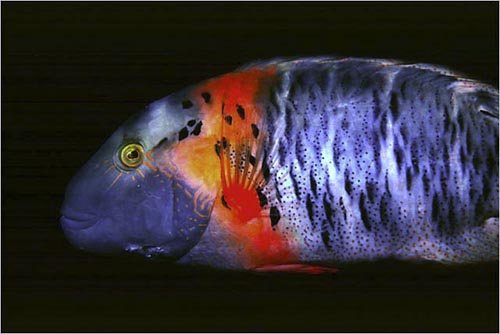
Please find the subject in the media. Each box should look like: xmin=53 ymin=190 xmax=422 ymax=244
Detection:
xmin=60 ymin=210 xmax=100 ymax=230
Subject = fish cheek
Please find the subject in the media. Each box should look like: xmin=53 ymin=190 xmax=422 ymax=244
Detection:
xmin=120 ymin=169 xmax=214 ymax=259
xmin=148 ymin=151 xmax=217 ymax=256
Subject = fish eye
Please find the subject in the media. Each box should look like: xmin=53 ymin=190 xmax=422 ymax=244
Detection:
xmin=119 ymin=143 xmax=144 ymax=168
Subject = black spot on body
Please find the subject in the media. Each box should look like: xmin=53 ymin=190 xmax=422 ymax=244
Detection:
xmin=290 ymin=173 xmax=300 ymax=198
xmin=262 ymin=160 xmax=270 ymax=182
xmin=320 ymin=222 xmax=332 ymax=249
xmin=274 ymin=177 xmax=283 ymax=203
xmin=423 ymin=170 xmax=431 ymax=195
xmin=249 ymin=155 xmax=256 ymax=166
xmin=380 ymin=113 xmax=388 ymax=140
xmin=221 ymin=195 xmax=230 ymax=209
xmin=486 ymin=149 xmax=497 ymax=170
xmin=309 ymin=171 xmax=318 ymax=197
xmin=155 ymin=137 xmax=168 ymax=148
xmin=341 ymin=117 xmax=349 ymax=131
xmin=472 ymin=153 xmax=482 ymax=170
xmin=344 ymin=169 xmax=352 ymax=195
xmin=178 ymin=127 xmax=189 ymax=141
xmin=222 ymin=137 xmax=228 ymax=149
xmin=201 ymin=92 xmax=211 ymax=103
xmin=400 ymin=124 xmax=409 ymax=144
xmin=406 ymin=167 xmax=413 ymax=191
xmin=182 ymin=100 xmax=193 ymax=109
xmin=459 ymin=147 xmax=468 ymax=168
xmin=465 ymin=128 xmax=474 ymax=154
xmin=390 ymin=92 xmax=400 ymax=121
xmin=457 ymin=113 xmax=465 ymax=132
xmin=359 ymin=193 xmax=371 ymax=231
xmin=236 ymin=105 xmax=245 ymax=120
xmin=251 ymin=123 xmax=260 ymax=139
xmin=450 ymin=124 xmax=457 ymax=146
xmin=323 ymin=194 xmax=334 ymax=225
xmin=432 ymin=194 xmax=440 ymax=221
xmin=339 ymin=197 xmax=347 ymax=221
xmin=394 ymin=146 xmax=404 ymax=171
xmin=256 ymin=187 xmax=268 ymax=207
xmin=187 ymin=119 xmax=196 ymax=127
xmin=224 ymin=115 xmax=233 ymax=125
xmin=191 ymin=121 xmax=203 ymax=136
xmin=372 ymin=91 xmax=382 ymax=119
xmin=384 ymin=171 xmax=392 ymax=197
xmin=270 ymin=206 xmax=281 ymax=226
xmin=443 ymin=106 xmax=451 ymax=131
xmin=214 ymin=142 xmax=221 ymax=157
xmin=482 ymin=174 xmax=492 ymax=200
xmin=366 ymin=182 xmax=376 ymax=202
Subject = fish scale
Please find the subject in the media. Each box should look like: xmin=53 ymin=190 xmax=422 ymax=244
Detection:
xmin=261 ymin=58 xmax=498 ymax=263
xmin=61 ymin=57 xmax=498 ymax=273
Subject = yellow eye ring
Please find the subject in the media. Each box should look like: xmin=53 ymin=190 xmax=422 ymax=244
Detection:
xmin=119 ymin=143 xmax=144 ymax=168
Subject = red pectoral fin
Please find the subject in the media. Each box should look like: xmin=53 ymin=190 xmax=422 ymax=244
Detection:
xmin=253 ymin=264 xmax=339 ymax=275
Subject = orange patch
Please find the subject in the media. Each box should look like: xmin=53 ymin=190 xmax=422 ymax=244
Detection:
xmin=167 ymin=136 xmax=221 ymax=193
xmin=195 ymin=66 xmax=297 ymax=267
xmin=166 ymin=65 xmax=297 ymax=268
xmin=194 ymin=66 xmax=277 ymax=138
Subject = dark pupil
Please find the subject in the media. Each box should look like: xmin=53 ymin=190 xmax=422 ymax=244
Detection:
xmin=127 ymin=150 xmax=139 ymax=160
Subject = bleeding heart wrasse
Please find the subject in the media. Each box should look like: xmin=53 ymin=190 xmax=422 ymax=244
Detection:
xmin=61 ymin=57 xmax=499 ymax=274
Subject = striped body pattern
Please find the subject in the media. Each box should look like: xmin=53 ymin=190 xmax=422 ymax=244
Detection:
xmin=61 ymin=57 xmax=498 ymax=273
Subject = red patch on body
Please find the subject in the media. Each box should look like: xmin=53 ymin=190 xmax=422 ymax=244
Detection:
xmin=191 ymin=65 xmax=298 ymax=268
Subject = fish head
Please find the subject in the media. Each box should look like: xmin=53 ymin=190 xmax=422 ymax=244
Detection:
xmin=60 ymin=91 xmax=218 ymax=260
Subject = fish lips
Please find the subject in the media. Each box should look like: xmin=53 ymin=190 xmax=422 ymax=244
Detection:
xmin=60 ymin=210 xmax=100 ymax=231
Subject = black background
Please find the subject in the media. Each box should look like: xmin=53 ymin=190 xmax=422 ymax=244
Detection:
xmin=2 ymin=2 xmax=499 ymax=332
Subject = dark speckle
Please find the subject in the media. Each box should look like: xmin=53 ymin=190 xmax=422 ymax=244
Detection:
xmin=344 ymin=169 xmax=352 ymax=195
xmin=306 ymin=194 xmax=314 ymax=223
xmin=256 ymin=187 xmax=268 ymax=207
xmin=214 ymin=142 xmax=221 ymax=157
xmin=187 ymin=119 xmax=196 ymax=127
xmin=262 ymin=159 xmax=270 ymax=181
xmin=270 ymin=206 xmax=281 ymax=226
xmin=191 ymin=121 xmax=203 ymax=136
xmin=309 ymin=171 xmax=318 ymax=197
xmin=182 ymin=100 xmax=193 ymax=109
xmin=251 ymin=124 xmax=260 ymax=139
xmin=224 ymin=115 xmax=233 ymax=125
xmin=156 ymin=137 xmax=168 ymax=147
xmin=201 ymin=92 xmax=211 ymax=103
xmin=359 ymin=192 xmax=371 ymax=231
xmin=236 ymin=105 xmax=245 ymax=120
xmin=221 ymin=195 xmax=230 ymax=209
xmin=432 ymin=194 xmax=440 ymax=221
xmin=249 ymin=155 xmax=256 ymax=166
xmin=406 ymin=167 xmax=413 ymax=191
xmin=321 ymin=223 xmax=332 ymax=249
xmin=389 ymin=92 xmax=400 ymax=121
xmin=178 ymin=127 xmax=189 ymax=141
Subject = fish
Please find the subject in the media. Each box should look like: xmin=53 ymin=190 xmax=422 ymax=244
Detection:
xmin=60 ymin=57 xmax=499 ymax=274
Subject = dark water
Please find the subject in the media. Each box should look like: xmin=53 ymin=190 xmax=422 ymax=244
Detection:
xmin=2 ymin=2 xmax=499 ymax=332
